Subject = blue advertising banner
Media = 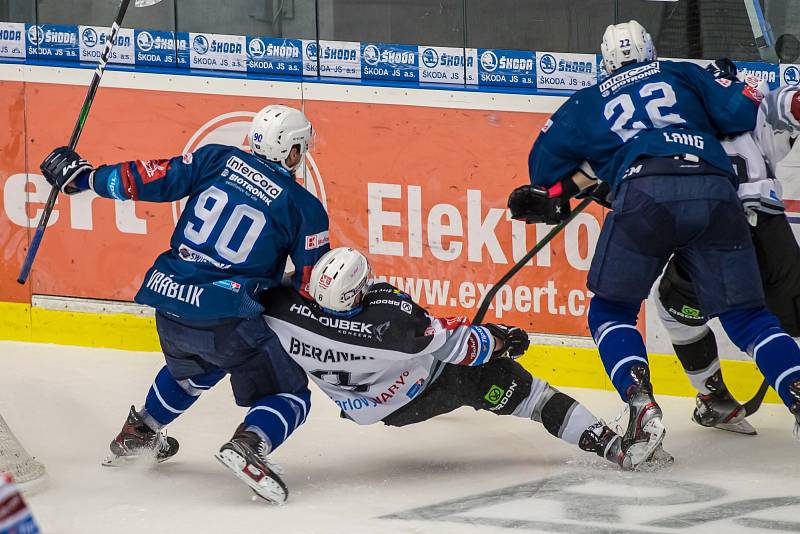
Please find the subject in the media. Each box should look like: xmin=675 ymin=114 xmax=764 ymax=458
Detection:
xmin=477 ymin=48 xmax=535 ymax=88
xmin=6 ymin=24 xmax=800 ymax=95
xmin=25 ymin=24 xmax=79 ymax=61
xmin=536 ymin=52 xmax=598 ymax=91
xmin=189 ymin=32 xmax=246 ymax=72
xmin=134 ymin=30 xmax=183 ymax=68
xmin=736 ymin=61 xmax=781 ymax=91
xmin=246 ymin=37 xmax=302 ymax=76
xmin=361 ymin=42 xmax=418 ymax=82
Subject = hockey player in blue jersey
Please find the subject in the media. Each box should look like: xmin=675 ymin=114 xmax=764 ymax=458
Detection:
xmin=508 ymin=21 xmax=800 ymax=467
xmin=39 ymin=105 xmax=329 ymax=503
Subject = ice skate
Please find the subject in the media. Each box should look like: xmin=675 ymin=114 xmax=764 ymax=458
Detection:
xmin=789 ymin=380 xmax=800 ymax=441
xmin=692 ymin=370 xmax=756 ymax=435
xmin=103 ymin=406 xmax=179 ymax=467
xmin=579 ymin=421 xmax=627 ymax=468
xmin=619 ymin=365 xmax=669 ymax=470
xmin=215 ymin=424 xmax=288 ymax=504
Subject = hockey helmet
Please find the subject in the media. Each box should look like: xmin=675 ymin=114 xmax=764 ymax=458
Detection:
xmin=249 ymin=104 xmax=313 ymax=171
xmin=308 ymin=247 xmax=373 ymax=312
xmin=601 ymin=20 xmax=656 ymax=74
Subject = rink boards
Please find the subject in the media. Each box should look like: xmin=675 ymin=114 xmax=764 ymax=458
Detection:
xmin=0 ymin=63 xmax=790 ymax=404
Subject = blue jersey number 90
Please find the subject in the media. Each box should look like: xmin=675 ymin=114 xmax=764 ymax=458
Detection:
xmin=184 ymin=186 xmax=266 ymax=264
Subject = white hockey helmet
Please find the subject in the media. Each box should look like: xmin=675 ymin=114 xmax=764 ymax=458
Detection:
xmin=601 ymin=20 xmax=656 ymax=73
xmin=249 ymin=104 xmax=313 ymax=171
xmin=308 ymin=247 xmax=373 ymax=312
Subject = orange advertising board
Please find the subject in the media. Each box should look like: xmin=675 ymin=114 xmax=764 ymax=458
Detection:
xmin=0 ymin=77 xmax=605 ymax=336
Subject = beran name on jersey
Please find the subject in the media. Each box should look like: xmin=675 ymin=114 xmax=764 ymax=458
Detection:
xmin=289 ymin=337 xmax=375 ymax=363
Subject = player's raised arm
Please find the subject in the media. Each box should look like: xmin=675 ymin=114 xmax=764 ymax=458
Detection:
xmin=39 ymin=144 xmax=223 ymax=203
xmin=683 ymin=61 xmax=762 ymax=136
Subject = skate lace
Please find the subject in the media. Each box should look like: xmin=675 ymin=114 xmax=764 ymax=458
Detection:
xmin=257 ymin=441 xmax=284 ymax=475
xmin=154 ymin=430 xmax=171 ymax=453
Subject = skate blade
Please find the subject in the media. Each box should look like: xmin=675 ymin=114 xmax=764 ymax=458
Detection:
xmin=101 ymin=452 xmax=169 ymax=467
xmin=712 ymin=419 xmax=757 ymax=436
xmin=626 ymin=418 xmax=666 ymax=471
xmin=637 ymin=445 xmax=675 ymax=472
xmin=214 ymin=449 xmax=287 ymax=505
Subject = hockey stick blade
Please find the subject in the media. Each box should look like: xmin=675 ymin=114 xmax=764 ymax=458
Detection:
xmin=135 ymin=0 xmax=164 ymax=6
xmin=472 ymin=197 xmax=593 ymax=324
xmin=742 ymin=379 xmax=770 ymax=416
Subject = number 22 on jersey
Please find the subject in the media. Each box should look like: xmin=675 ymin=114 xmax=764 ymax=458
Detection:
xmin=604 ymin=81 xmax=686 ymax=141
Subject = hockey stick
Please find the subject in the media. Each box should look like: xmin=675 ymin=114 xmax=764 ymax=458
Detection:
xmin=742 ymin=379 xmax=770 ymax=416
xmin=17 ymin=0 xmax=164 ymax=285
xmin=472 ymin=197 xmax=593 ymax=324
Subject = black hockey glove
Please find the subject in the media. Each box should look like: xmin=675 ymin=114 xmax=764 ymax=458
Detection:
xmin=508 ymin=184 xmax=571 ymax=225
xmin=486 ymin=324 xmax=530 ymax=359
xmin=705 ymin=58 xmax=738 ymax=81
xmin=40 ymin=146 xmax=94 ymax=195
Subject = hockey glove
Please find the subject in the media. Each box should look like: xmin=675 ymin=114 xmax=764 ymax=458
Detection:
xmin=508 ymin=184 xmax=571 ymax=225
xmin=705 ymin=58 xmax=738 ymax=81
xmin=486 ymin=324 xmax=530 ymax=359
xmin=40 ymin=146 xmax=94 ymax=195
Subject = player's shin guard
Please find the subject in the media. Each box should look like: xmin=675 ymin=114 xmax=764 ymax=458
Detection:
xmin=720 ymin=308 xmax=800 ymax=413
xmin=588 ymin=297 xmax=648 ymax=400
xmin=241 ymin=390 xmax=311 ymax=454
xmin=141 ymin=366 xmax=225 ymax=429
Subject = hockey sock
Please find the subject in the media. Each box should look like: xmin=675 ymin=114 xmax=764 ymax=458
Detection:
xmin=243 ymin=390 xmax=311 ymax=453
xmin=674 ymin=329 xmax=720 ymax=395
xmin=142 ymin=366 xmax=225 ymax=429
xmin=538 ymin=389 xmax=599 ymax=445
xmin=588 ymin=297 xmax=648 ymax=401
xmin=720 ymin=307 xmax=800 ymax=407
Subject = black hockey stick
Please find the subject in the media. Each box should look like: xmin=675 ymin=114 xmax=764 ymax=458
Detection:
xmin=472 ymin=197 xmax=593 ymax=324
xmin=17 ymin=0 xmax=164 ymax=285
xmin=742 ymin=378 xmax=770 ymax=416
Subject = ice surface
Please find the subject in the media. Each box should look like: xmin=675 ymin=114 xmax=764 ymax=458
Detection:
xmin=1 ymin=340 xmax=798 ymax=534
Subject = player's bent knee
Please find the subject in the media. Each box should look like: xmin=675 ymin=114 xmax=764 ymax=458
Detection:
xmin=718 ymin=307 xmax=782 ymax=352
xmin=588 ymin=296 xmax=639 ymax=334
xmin=476 ymin=359 xmax=534 ymax=415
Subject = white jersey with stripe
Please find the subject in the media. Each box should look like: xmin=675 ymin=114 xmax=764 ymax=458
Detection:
xmin=725 ymin=84 xmax=800 ymax=214
xmin=261 ymin=283 xmax=496 ymax=425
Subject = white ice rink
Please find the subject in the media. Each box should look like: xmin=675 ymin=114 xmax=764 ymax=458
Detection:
xmin=2 ymin=340 xmax=799 ymax=534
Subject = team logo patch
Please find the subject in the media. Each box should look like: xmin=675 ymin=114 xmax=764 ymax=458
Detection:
xmin=715 ymin=78 xmax=732 ymax=87
xmin=318 ymin=274 xmax=333 ymax=289
xmin=182 ymin=153 xmax=193 ymax=164
xmin=742 ymin=85 xmax=764 ymax=103
xmin=484 ymin=385 xmax=505 ymax=405
xmin=213 ymin=279 xmax=241 ymax=292
xmin=541 ymin=118 xmax=553 ymax=133
xmin=135 ymin=159 xmax=171 ymax=183
xmin=305 ymin=230 xmax=330 ymax=250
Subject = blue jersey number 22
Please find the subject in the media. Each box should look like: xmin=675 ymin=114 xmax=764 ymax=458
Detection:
xmin=604 ymin=81 xmax=686 ymax=141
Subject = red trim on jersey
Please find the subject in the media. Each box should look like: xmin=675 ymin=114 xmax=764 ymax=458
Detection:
xmin=462 ymin=336 xmax=479 ymax=366
xmin=121 ymin=163 xmax=139 ymax=200
xmin=742 ymin=85 xmax=764 ymax=104
xmin=298 ymin=265 xmax=314 ymax=299
xmin=438 ymin=316 xmax=471 ymax=330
